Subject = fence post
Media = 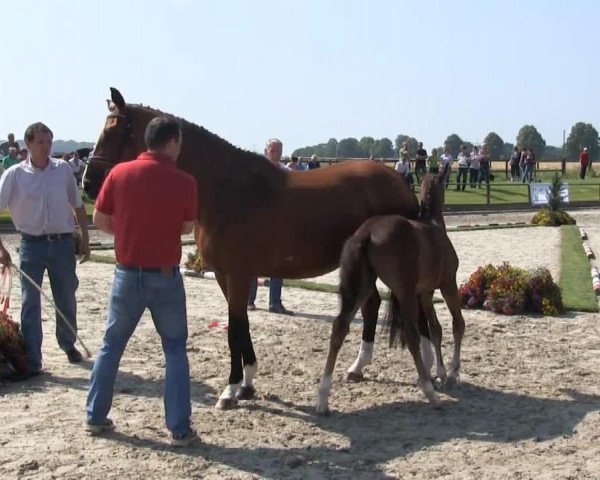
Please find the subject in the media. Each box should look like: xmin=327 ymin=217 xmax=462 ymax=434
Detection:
xmin=561 ymin=158 xmax=566 ymax=176
xmin=486 ymin=182 xmax=491 ymax=204
xmin=527 ymin=183 xmax=531 ymax=204
xmin=505 ymin=159 xmax=509 ymax=180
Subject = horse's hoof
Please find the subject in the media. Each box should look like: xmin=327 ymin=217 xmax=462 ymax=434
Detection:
xmin=315 ymin=405 xmax=331 ymax=416
xmin=346 ymin=371 xmax=364 ymax=382
xmin=445 ymin=374 xmax=459 ymax=389
xmin=215 ymin=397 xmax=238 ymax=410
xmin=237 ymin=385 xmax=256 ymax=400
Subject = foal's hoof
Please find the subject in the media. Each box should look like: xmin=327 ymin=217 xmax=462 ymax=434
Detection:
xmin=237 ymin=386 xmax=256 ymax=400
xmin=215 ymin=397 xmax=238 ymax=410
xmin=445 ymin=375 xmax=458 ymax=389
xmin=315 ymin=405 xmax=331 ymax=416
xmin=346 ymin=372 xmax=364 ymax=382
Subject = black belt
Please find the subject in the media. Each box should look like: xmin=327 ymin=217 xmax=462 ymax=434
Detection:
xmin=117 ymin=264 xmax=178 ymax=275
xmin=21 ymin=232 xmax=72 ymax=242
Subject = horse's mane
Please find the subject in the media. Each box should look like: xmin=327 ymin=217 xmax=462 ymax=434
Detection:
xmin=130 ymin=103 xmax=284 ymax=199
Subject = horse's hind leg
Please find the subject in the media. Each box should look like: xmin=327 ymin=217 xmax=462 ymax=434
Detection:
xmin=347 ymin=288 xmax=381 ymax=382
xmin=420 ymin=293 xmax=446 ymax=385
xmin=399 ymin=294 xmax=440 ymax=407
xmin=440 ymin=281 xmax=466 ymax=386
xmin=417 ymin=297 xmax=434 ymax=379
xmin=317 ymin=283 xmax=375 ymax=414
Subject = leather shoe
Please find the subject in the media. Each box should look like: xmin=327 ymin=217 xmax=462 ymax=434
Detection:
xmin=66 ymin=348 xmax=83 ymax=364
xmin=268 ymin=304 xmax=294 ymax=316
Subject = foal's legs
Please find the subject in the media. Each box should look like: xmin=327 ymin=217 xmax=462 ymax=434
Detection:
xmin=420 ymin=293 xmax=446 ymax=384
xmin=317 ymin=283 xmax=376 ymax=414
xmin=440 ymin=280 xmax=466 ymax=386
xmin=347 ymin=289 xmax=381 ymax=382
xmin=216 ymin=274 xmax=256 ymax=409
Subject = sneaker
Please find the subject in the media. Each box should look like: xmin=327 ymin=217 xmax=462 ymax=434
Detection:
xmin=269 ymin=304 xmax=294 ymax=315
xmin=86 ymin=419 xmax=115 ymax=434
xmin=171 ymin=428 xmax=198 ymax=447
xmin=66 ymin=348 xmax=83 ymax=364
xmin=247 ymin=303 xmax=256 ymax=311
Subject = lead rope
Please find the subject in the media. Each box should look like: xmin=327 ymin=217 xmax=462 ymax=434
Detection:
xmin=10 ymin=264 xmax=92 ymax=358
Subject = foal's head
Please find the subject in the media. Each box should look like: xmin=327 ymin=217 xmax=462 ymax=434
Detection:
xmin=419 ymin=163 xmax=450 ymax=227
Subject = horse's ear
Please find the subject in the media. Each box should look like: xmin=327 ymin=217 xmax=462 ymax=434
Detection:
xmin=110 ymin=87 xmax=126 ymax=110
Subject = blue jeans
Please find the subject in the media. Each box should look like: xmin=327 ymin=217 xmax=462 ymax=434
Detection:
xmin=522 ymin=164 xmax=533 ymax=183
xmin=248 ymin=277 xmax=283 ymax=308
xmin=20 ymin=235 xmax=79 ymax=373
xmin=86 ymin=266 xmax=191 ymax=436
xmin=479 ymin=162 xmax=490 ymax=185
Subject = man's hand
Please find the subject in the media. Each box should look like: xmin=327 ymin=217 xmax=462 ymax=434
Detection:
xmin=79 ymin=237 xmax=90 ymax=264
xmin=0 ymin=245 xmax=12 ymax=267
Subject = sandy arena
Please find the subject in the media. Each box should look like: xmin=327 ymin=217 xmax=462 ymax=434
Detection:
xmin=1 ymin=210 xmax=600 ymax=479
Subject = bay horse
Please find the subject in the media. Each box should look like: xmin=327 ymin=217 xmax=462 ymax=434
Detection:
xmin=83 ymin=88 xmax=419 ymax=409
xmin=316 ymin=165 xmax=465 ymax=414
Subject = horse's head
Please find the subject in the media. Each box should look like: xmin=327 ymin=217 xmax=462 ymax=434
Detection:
xmin=83 ymin=88 xmax=148 ymax=199
xmin=419 ymin=163 xmax=450 ymax=226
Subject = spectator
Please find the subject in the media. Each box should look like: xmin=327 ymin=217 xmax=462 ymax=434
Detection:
xmin=415 ymin=142 xmax=427 ymax=182
xmin=86 ymin=116 xmax=198 ymax=446
xmin=456 ymin=145 xmax=470 ymax=191
xmin=394 ymin=152 xmax=413 ymax=186
xmin=522 ymin=148 xmax=535 ymax=183
xmin=70 ymin=151 xmax=84 ymax=186
xmin=469 ymin=146 xmax=481 ymax=188
xmin=509 ymin=146 xmax=521 ymax=181
xmin=519 ymin=146 xmax=528 ymax=180
xmin=479 ymin=143 xmax=491 ymax=187
xmin=440 ymin=146 xmax=453 ymax=188
xmin=248 ymin=138 xmax=293 ymax=315
xmin=286 ymin=155 xmax=301 ymax=171
xmin=307 ymin=154 xmax=321 ymax=170
xmin=2 ymin=146 xmax=19 ymax=170
xmin=427 ymin=148 xmax=439 ymax=174
xmin=579 ymin=147 xmax=589 ymax=180
xmin=18 ymin=147 xmax=28 ymax=162
xmin=0 ymin=122 xmax=90 ymax=377
xmin=0 ymin=133 xmax=20 ymax=157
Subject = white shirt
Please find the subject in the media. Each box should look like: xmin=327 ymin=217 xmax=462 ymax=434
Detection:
xmin=0 ymin=157 xmax=83 ymax=235
xmin=69 ymin=158 xmax=83 ymax=175
xmin=469 ymin=153 xmax=481 ymax=169
xmin=457 ymin=152 xmax=469 ymax=167
xmin=441 ymin=153 xmax=453 ymax=167
xmin=395 ymin=160 xmax=409 ymax=175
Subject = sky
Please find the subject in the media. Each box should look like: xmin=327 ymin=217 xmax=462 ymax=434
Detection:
xmin=3 ymin=0 xmax=600 ymax=154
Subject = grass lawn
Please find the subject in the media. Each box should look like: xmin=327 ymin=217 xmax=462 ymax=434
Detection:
xmin=560 ymin=225 xmax=599 ymax=312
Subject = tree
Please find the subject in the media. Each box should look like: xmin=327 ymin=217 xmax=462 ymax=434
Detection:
xmin=372 ymin=138 xmax=394 ymax=158
xmin=324 ymin=138 xmax=338 ymax=158
xmin=516 ymin=125 xmax=546 ymax=157
xmin=406 ymin=137 xmax=419 ymax=158
xmin=443 ymin=134 xmax=463 ymax=158
xmin=565 ymin=122 xmax=599 ymax=162
xmin=358 ymin=136 xmax=375 ymax=157
xmin=483 ymin=132 xmax=504 ymax=160
xmin=502 ymin=142 xmax=515 ymax=159
xmin=394 ymin=134 xmax=410 ymax=152
xmin=543 ymin=145 xmax=563 ymax=161
xmin=337 ymin=137 xmax=361 ymax=158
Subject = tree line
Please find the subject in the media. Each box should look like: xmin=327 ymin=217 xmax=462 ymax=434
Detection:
xmin=292 ymin=122 xmax=599 ymax=162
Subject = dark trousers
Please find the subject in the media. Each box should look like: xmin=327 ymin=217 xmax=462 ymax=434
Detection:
xmin=479 ymin=162 xmax=490 ymax=186
xmin=510 ymin=163 xmax=520 ymax=180
xmin=580 ymin=164 xmax=587 ymax=180
xmin=469 ymin=168 xmax=479 ymax=187
xmin=456 ymin=167 xmax=468 ymax=191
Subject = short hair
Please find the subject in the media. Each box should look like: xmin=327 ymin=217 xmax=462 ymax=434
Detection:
xmin=19 ymin=147 xmax=28 ymax=154
xmin=266 ymin=138 xmax=282 ymax=149
xmin=144 ymin=117 xmax=181 ymax=150
xmin=291 ymin=155 xmax=298 ymax=162
xmin=24 ymin=122 xmax=53 ymax=143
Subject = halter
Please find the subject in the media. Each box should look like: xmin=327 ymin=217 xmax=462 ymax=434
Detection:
xmin=88 ymin=111 xmax=133 ymax=169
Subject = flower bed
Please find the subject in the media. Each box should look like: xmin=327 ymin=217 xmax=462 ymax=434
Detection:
xmin=459 ymin=262 xmax=564 ymax=316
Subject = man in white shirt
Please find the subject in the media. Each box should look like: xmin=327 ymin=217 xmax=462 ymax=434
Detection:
xmin=440 ymin=146 xmax=453 ymax=189
xmin=0 ymin=122 xmax=90 ymax=377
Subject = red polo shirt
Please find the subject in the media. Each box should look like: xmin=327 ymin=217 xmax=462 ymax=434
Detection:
xmin=580 ymin=151 xmax=589 ymax=166
xmin=95 ymin=152 xmax=197 ymax=267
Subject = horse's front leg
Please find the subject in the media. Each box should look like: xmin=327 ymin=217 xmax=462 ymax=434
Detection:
xmin=216 ymin=274 xmax=255 ymax=409
xmin=347 ymin=288 xmax=380 ymax=382
xmin=440 ymin=280 xmax=465 ymax=387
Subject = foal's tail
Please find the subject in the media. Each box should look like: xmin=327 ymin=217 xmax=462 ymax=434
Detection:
xmin=338 ymin=232 xmax=374 ymax=312
xmin=385 ymin=294 xmax=406 ymax=348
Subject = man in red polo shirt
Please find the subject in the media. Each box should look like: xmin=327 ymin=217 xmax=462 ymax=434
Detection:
xmin=86 ymin=117 xmax=198 ymax=447
xmin=580 ymin=147 xmax=590 ymax=180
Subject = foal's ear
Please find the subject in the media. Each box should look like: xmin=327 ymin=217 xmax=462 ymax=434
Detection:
xmin=110 ymin=87 xmax=126 ymax=110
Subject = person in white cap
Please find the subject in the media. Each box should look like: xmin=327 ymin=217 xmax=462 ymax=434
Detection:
xmin=580 ymin=147 xmax=589 ymax=180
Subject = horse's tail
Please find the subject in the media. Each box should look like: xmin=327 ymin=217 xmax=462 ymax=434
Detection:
xmin=385 ymin=293 xmax=405 ymax=348
xmin=338 ymin=232 xmax=374 ymax=311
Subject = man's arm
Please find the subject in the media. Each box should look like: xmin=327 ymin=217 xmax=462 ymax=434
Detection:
xmin=74 ymin=206 xmax=90 ymax=263
xmin=93 ymin=209 xmax=114 ymax=235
